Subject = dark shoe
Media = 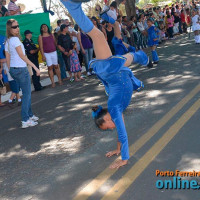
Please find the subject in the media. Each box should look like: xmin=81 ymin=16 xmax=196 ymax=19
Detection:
xmin=35 ymin=86 xmax=45 ymax=91
xmin=7 ymin=102 xmax=16 ymax=109
xmin=18 ymin=101 xmax=22 ymax=106
xmin=153 ymin=61 xmax=159 ymax=64
xmin=147 ymin=60 xmax=153 ymax=68
xmin=136 ymin=82 xmax=144 ymax=92
xmin=35 ymin=88 xmax=41 ymax=91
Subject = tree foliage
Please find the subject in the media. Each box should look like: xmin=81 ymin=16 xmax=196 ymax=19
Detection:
xmin=151 ymin=0 xmax=164 ymax=6
xmin=49 ymin=0 xmax=137 ymax=21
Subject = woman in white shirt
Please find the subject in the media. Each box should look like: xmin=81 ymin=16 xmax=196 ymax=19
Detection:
xmin=191 ymin=9 xmax=200 ymax=44
xmin=5 ymin=19 xmax=40 ymax=128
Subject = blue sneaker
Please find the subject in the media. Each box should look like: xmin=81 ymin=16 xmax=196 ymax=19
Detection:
xmin=60 ymin=0 xmax=93 ymax=33
xmin=100 ymin=12 xmax=115 ymax=24
xmin=136 ymin=82 xmax=144 ymax=92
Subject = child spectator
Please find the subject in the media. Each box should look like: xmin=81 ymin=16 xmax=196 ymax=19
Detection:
xmin=180 ymin=9 xmax=188 ymax=33
xmin=137 ymin=14 xmax=147 ymax=49
xmin=147 ymin=19 xmax=159 ymax=64
xmin=186 ymin=8 xmax=191 ymax=27
xmin=70 ymin=42 xmax=83 ymax=82
xmin=2 ymin=47 xmax=21 ymax=106
xmin=173 ymin=12 xmax=180 ymax=35
xmin=159 ymin=22 xmax=168 ymax=41
xmin=130 ymin=16 xmax=140 ymax=50
xmin=166 ymin=13 xmax=174 ymax=39
xmin=191 ymin=9 xmax=200 ymax=44
xmin=103 ymin=1 xmax=118 ymax=21
xmin=3 ymin=60 xmax=21 ymax=106
xmin=8 ymin=0 xmax=21 ymax=15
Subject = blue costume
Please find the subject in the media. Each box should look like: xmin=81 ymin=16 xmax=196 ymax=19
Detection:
xmin=111 ymin=37 xmax=135 ymax=55
xmin=99 ymin=12 xmax=136 ymax=56
xmin=100 ymin=12 xmax=152 ymax=69
xmin=89 ymin=56 xmax=143 ymax=160
xmin=60 ymin=0 xmax=144 ymax=160
xmin=147 ymin=25 xmax=159 ymax=62
xmin=0 ymin=35 xmax=8 ymax=83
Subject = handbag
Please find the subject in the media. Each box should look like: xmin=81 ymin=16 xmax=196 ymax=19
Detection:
xmin=0 ymin=79 xmax=7 ymax=95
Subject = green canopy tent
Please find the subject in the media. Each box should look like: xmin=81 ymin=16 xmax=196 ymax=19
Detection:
xmin=0 ymin=12 xmax=50 ymax=44
xmin=0 ymin=0 xmax=52 ymax=43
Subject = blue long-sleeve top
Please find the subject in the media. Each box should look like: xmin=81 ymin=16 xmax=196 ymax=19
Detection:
xmin=147 ymin=25 xmax=159 ymax=47
xmin=90 ymin=55 xmax=143 ymax=160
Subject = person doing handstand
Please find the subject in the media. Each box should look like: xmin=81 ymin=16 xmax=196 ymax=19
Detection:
xmin=61 ymin=0 xmax=148 ymax=169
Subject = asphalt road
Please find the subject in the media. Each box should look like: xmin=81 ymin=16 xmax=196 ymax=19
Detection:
xmin=0 ymin=34 xmax=200 ymax=200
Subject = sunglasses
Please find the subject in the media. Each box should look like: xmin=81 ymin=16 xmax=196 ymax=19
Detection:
xmin=11 ymin=25 xmax=19 ymax=29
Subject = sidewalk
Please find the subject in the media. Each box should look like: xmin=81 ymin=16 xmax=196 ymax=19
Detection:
xmin=1 ymin=64 xmax=87 ymax=103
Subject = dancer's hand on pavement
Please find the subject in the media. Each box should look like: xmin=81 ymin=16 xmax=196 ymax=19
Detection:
xmin=109 ymin=160 xmax=128 ymax=169
xmin=106 ymin=150 xmax=120 ymax=157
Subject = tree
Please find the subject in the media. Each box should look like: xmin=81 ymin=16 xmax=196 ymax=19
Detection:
xmin=125 ymin=0 xmax=136 ymax=17
xmin=116 ymin=0 xmax=136 ymax=18
xmin=50 ymin=0 xmax=104 ymax=23
xmin=137 ymin=0 xmax=151 ymax=8
xmin=50 ymin=0 xmax=74 ymax=22
xmin=151 ymin=0 xmax=163 ymax=6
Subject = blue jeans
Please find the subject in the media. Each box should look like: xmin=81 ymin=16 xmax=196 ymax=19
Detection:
xmin=58 ymin=53 xmax=67 ymax=79
xmin=10 ymin=67 xmax=33 ymax=122
xmin=83 ymin=48 xmax=93 ymax=72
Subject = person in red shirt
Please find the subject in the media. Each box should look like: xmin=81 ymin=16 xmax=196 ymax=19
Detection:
xmin=180 ymin=9 xmax=188 ymax=33
xmin=186 ymin=8 xmax=191 ymax=27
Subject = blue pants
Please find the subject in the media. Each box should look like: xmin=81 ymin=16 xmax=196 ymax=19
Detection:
xmin=2 ymin=69 xmax=8 ymax=83
xmin=10 ymin=67 xmax=33 ymax=122
xmin=138 ymin=32 xmax=147 ymax=49
xmin=152 ymin=50 xmax=159 ymax=62
xmin=58 ymin=53 xmax=67 ymax=79
xmin=84 ymin=48 xmax=93 ymax=72
xmin=108 ymin=71 xmax=134 ymax=160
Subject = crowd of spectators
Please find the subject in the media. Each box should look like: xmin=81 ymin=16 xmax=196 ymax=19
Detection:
xmin=115 ymin=1 xmax=200 ymax=50
xmin=0 ymin=0 xmax=22 ymax=17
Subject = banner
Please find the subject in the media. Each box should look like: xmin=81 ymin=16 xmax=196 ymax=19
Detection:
xmin=0 ymin=12 xmax=50 ymax=44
